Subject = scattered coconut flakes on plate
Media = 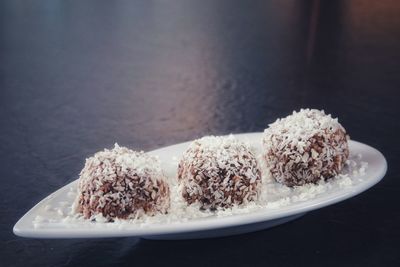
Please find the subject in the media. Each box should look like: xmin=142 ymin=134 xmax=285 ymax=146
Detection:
xmin=32 ymin=144 xmax=368 ymax=229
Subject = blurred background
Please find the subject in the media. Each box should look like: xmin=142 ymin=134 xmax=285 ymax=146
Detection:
xmin=1 ymin=0 xmax=399 ymax=266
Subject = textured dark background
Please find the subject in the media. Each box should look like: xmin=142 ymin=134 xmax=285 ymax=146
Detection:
xmin=1 ymin=0 xmax=399 ymax=266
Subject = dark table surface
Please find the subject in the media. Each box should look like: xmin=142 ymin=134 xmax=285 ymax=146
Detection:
xmin=1 ymin=0 xmax=399 ymax=266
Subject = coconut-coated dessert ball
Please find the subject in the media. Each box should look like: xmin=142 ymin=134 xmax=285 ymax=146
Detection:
xmin=263 ymin=109 xmax=349 ymax=186
xmin=75 ymin=144 xmax=170 ymax=221
xmin=177 ymin=135 xmax=261 ymax=210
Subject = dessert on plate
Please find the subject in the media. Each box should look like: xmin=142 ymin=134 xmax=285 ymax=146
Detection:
xmin=74 ymin=144 xmax=170 ymax=221
xmin=263 ymin=108 xmax=349 ymax=186
xmin=177 ymin=135 xmax=261 ymax=210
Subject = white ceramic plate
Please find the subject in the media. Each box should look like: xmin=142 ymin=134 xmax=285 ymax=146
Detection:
xmin=13 ymin=133 xmax=387 ymax=240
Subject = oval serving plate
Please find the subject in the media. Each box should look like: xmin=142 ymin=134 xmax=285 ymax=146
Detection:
xmin=13 ymin=133 xmax=387 ymax=240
